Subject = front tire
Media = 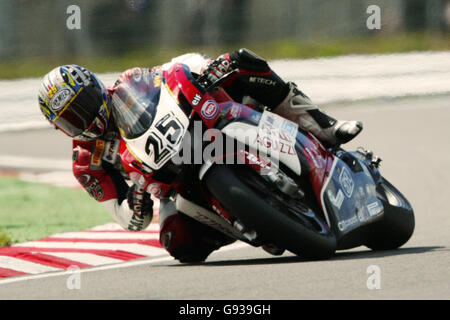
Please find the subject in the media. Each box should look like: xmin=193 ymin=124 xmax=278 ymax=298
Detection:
xmin=204 ymin=165 xmax=337 ymax=259
xmin=365 ymin=177 xmax=415 ymax=250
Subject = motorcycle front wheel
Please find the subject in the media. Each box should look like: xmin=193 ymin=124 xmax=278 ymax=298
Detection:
xmin=204 ymin=165 xmax=337 ymax=259
xmin=365 ymin=177 xmax=415 ymax=250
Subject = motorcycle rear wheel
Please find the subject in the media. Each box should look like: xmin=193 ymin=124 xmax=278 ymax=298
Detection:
xmin=204 ymin=165 xmax=337 ymax=259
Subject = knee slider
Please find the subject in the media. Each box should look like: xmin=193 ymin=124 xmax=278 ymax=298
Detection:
xmin=159 ymin=213 xmax=217 ymax=263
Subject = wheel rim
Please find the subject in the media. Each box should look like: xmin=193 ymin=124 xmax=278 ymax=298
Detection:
xmin=234 ymin=166 xmax=330 ymax=235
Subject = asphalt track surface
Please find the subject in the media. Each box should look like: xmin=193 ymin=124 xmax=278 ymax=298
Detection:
xmin=0 ymin=94 xmax=449 ymax=299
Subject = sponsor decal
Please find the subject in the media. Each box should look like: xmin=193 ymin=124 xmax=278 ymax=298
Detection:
xmin=192 ymin=93 xmax=202 ymax=106
xmin=337 ymin=215 xmax=359 ymax=231
xmin=255 ymin=135 xmax=296 ymax=155
xmin=201 ymin=100 xmax=219 ymax=119
xmin=246 ymin=152 xmax=271 ymax=170
xmin=127 ymin=213 xmax=146 ymax=231
xmin=339 ymin=166 xmax=355 ymax=198
xmin=153 ymin=74 xmax=162 ymax=87
xmin=367 ymin=201 xmax=383 ymax=217
xmin=50 ymin=88 xmax=72 ymax=112
xmin=102 ymin=138 xmax=120 ymax=164
xmin=77 ymin=174 xmax=104 ymax=200
xmin=192 ymin=211 xmax=237 ymax=237
xmin=249 ymin=76 xmax=277 ymax=86
xmin=144 ymin=111 xmax=185 ymax=164
xmin=91 ymin=140 xmax=105 ymax=167
xmin=328 ymin=189 xmax=344 ymax=209
xmin=254 ymin=111 xmax=298 ymax=156
xmin=266 ymin=115 xmax=275 ymax=125
xmin=282 ymin=120 xmax=298 ymax=137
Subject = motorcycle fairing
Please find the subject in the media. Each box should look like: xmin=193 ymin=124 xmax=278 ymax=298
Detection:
xmin=320 ymin=153 xmax=384 ymax=235
xmin=121 ymin=83 xmax=190 ymax=171
xmin=218 ymin=110 xmax=302 ymax=176
xmin=164 ymin=63 xmax=222 ymax=128
xmin=118 ymin=138 xmax=174 ymax=197
xmin=294 ymin=131 xmax=330 ymax=203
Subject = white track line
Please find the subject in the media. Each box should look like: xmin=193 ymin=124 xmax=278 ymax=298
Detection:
xmin=0 ymin=242 xmax=250 ymax=285
xmin=42 ymin=252 xmax=124 ymax=266
xmin=0 ymin=155 xmax=71 ymax=171
xmin=13 ymin=241 xmax=167 ymax=257
xmin=48 ymin=232 xmax=159 ymax=240
xmin=0 ymin=256 xmax=61 ymax=274
xmin=89 ymin=223 xmax=160 ymax=232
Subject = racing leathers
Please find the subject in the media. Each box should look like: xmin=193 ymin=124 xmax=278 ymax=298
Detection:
xmin=73 ymin=49 xmax=362 ymax=262
xmin=72 ymin=53 xmax=234 ymax=263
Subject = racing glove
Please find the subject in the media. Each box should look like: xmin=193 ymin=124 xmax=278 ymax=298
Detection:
xmin=199 ymin=54 xmax=235 ymax=87
xmin=126 ymin=184 xmax=153 ymax=230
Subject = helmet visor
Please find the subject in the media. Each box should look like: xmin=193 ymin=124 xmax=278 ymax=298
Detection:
xmin=53 ymin=84 xmax=104 ymax=137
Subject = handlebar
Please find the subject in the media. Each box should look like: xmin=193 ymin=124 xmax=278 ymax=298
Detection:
xmin=199 ymin=68 xmax=240 ymax=93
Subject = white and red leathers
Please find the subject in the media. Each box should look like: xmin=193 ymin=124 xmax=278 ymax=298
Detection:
xmin=73 ymin=53 xmax=234 ymax=262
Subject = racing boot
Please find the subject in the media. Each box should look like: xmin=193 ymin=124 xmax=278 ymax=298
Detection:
xmin=273 ymin=82 xmax=363 ymax=148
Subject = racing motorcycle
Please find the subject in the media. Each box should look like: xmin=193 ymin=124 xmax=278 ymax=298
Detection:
xmin=111 ymin=63 xmax=415 ymax=259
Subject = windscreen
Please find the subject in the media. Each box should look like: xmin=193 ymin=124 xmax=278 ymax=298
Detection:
xmin=111 ymin=71 xmax=161 ymax=139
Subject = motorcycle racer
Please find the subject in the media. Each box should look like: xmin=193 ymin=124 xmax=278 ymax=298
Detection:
xmin=37 ymin=49 xmax=363 ymax=262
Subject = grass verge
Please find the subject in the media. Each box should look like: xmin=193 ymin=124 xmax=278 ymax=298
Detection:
xmin=0 ymin=230 xmax=12 ymax=247
xmin=1 ymin=32 xmax=449 ymax=79
xmin=0 ymin=177 xmax=112 ymax=246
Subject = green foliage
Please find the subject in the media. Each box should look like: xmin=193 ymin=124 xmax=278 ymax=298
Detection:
xmin=0 ymin=230 xmax=12 ymax=247
xmin=1 ymin=32 xmax=449 ymax=80
xmin=0 ymin=177 xmax=111 ymax=245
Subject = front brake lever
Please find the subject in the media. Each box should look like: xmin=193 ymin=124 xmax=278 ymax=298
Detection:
xmin=204 ymin=68 xmax=239 ymax=93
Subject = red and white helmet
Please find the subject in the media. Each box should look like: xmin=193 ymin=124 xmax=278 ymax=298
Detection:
xmin=38 ymin=65 xmax=110 ymax=140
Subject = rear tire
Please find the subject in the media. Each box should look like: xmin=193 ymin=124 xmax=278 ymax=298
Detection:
xmin=365 ymin=177 xmax=415 ymax=250
xmin=204 ymin=165 xmax=336 ymax=259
